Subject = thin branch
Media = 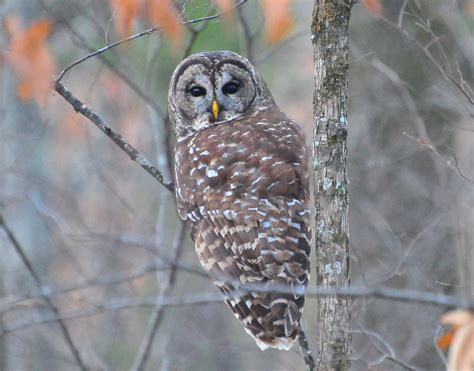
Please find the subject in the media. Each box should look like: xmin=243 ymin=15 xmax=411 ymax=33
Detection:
xmin=55 ymin=0 xmax=249 ymax=84
xmin=58 ymin=18 xmax=165 ymax=117
xmin=0 ymin=214 xmax=88 ymax=371
xmin=237 ymin=5 xmax=255 ymax=63
xmin=377 ymin=14 xmax=474 ymax=107
xmin=6 ymin=239 xmax=470 ymax=319
xmin=3 ymin=284 xmax=472 ymax=337
xmin=397 ymin=0 xmax=409 ymax=28
xmin=234 ymin=283 xmax=474 ymax=309
xmin=447 ymin=74 xmax=474 ymax=105
xmin=53 ymin=1 xmax=249 ymax=194
xmin=0 ymin=258 xmax=208 ymax=316
xmin=54 ymin=82 xmax=175 ymax=193
xmin=402 ymin=132 xmax=474 ymax=185
xmin=446 ymin=145 xmax=474 ymax=184
xmin=38 ymin=0 xmax=165 ymax=117
xmin=352 ymin=327 xmax=419 ymax=370
xmin=1 ymin=294 xmax=225 ymax=336
xmin=130 ymin=222 xmax=186 ymax=371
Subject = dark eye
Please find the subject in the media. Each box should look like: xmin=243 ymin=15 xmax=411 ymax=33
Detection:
xmin=189 ymin=86 xmax=206 ymax=97
xmin=222 ymin=82 xmax=240 ymax=95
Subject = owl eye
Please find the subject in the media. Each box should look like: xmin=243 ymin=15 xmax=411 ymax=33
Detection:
xmin=189 ymin=86 xmax=206 ymax=97
xmin=222 ymin=82 xmax=240 ymax=95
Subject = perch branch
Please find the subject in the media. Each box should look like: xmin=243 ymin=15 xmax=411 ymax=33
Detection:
xmin=54 ymin=82 xmax=175 ymax=193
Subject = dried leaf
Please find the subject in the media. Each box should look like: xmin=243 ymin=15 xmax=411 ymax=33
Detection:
xmin=6 ymin=17 xmax=56 ymax=104
xmin=442 ymin=310 xmax=473 ymax=327
xmin=263 ymin=0 xmax=294 ymax=44
xmin=110 ymin=0 xmax=140 ymax=37
xmin=437 ymin=328 xmax=455 ymax=350
xmin=361 ymin=0 xmax=383 ymax=16
xmin=440 ymin=310 xmax=474 ymax=371
xmin=145 ymin=0 xmax=183 ymax=42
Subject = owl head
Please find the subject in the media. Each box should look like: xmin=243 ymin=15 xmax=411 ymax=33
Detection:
xmin=168 ymin=50 xmax=275 ymax=140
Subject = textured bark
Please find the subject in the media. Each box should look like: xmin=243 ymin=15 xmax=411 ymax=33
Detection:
xmin=454 ymin=133 xmax=474 ymax=305
xmin=311 ymin=1 xmax=353 ymax=370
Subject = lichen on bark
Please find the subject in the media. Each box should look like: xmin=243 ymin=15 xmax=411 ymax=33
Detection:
xmin=311 ymin=0 xmax=353 ymax=370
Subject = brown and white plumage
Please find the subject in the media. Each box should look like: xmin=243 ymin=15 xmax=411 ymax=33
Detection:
xmin=169 ymin=51 xmax=310 ymax=350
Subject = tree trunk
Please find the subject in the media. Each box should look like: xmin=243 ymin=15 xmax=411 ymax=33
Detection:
xmin=311 ymin=1 xmax=353 ymax=370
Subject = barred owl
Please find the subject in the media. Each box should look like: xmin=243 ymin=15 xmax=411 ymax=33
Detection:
xmin=168 ymin=51 xmax=310 ymax=351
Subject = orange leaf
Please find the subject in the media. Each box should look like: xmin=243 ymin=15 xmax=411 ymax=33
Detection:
xmin=438 ymin=328 xmax=455 ymax=350
xmin=145 ymin=0 xmax=183 ymax=42
xmin=361 ymin=0 xmax=383 ymax=16
xmin=6 ymin=17 xmax=56 ymax=104
xmin=263 ymin=0 xmax=294 ymax=44
xmin=442 ymin=310 xmax=473 ymax=327
xmin=440 ymin=310 xmax=474 ymax=371
xmin=110 ymin=0 xmax=140 ymax=37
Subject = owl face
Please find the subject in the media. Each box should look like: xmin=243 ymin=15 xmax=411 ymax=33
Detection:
xmin=169 ymin=51 xmax=275 ymax=140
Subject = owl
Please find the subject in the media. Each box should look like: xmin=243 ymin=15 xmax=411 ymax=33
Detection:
xmin=168 ymin=51 xmax=310 ymax=351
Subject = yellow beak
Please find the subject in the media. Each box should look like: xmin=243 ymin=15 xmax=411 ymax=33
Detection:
xmin=212 ymin=99 xmax=219 ymax=120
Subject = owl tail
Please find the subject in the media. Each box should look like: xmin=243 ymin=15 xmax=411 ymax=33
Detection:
xmin=245 ymin=293 xmax=302 ymax=351
xmin=219 ymin=284 xmax=304 ymax=351
xmin=248 ymin=327 xmax=298 ymax=351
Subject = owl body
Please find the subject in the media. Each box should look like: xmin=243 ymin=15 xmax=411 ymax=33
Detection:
xmin=169 ymin=51 xmax=310 ymax=351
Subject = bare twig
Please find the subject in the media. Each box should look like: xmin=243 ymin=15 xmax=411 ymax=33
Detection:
xmin=0 ymin=214 xmax=88 ymax=371
xmin=0 ymin=258 xmax=208 ymax=316
xmin=58 ymin=18 xmax=165 ymax=117
xmin=397 ymin=0 xmax=409 ymax=28
xmin=240 ymin=283 xmax=474 ymax=310
xmin=54 ymin=82 xmax=175 ymax=193
xmin=53 ymin=1 xmax=250 ymax=195
xmin=130 ymin=222 xmax=186 ymax=371
xmin=352 ymin=327 xmax=419 ymax=370
xmin=38 ymin=0 xmax=165 ymax=117
xmin=55 ymin=0 xmax=249 ymax=84
xmin=237 ymin=5 xmax=255 ymax=62
xmin=3 ymin=284 xmax=472 ymax=337
xmin=5 ymin=252 xmax=471 ymax=323
xmin=377 ymin=13 xmax=474 ymax=107
xmin=403 ymin=132 xmax=474 ymax=185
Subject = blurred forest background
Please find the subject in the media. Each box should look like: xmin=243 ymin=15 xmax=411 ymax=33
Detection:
xmin=1 ymin=0 xmax=473 ymax=370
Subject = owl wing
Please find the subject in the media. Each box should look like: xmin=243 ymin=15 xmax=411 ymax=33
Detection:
xmin=174 ymin=108 xmax=310 ymax=350
xmin=193 ymin=195 xmax=310 ymax=350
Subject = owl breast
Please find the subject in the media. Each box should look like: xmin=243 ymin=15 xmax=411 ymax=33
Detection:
xmin=174 ymin=107 xmax=310 ymax=350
